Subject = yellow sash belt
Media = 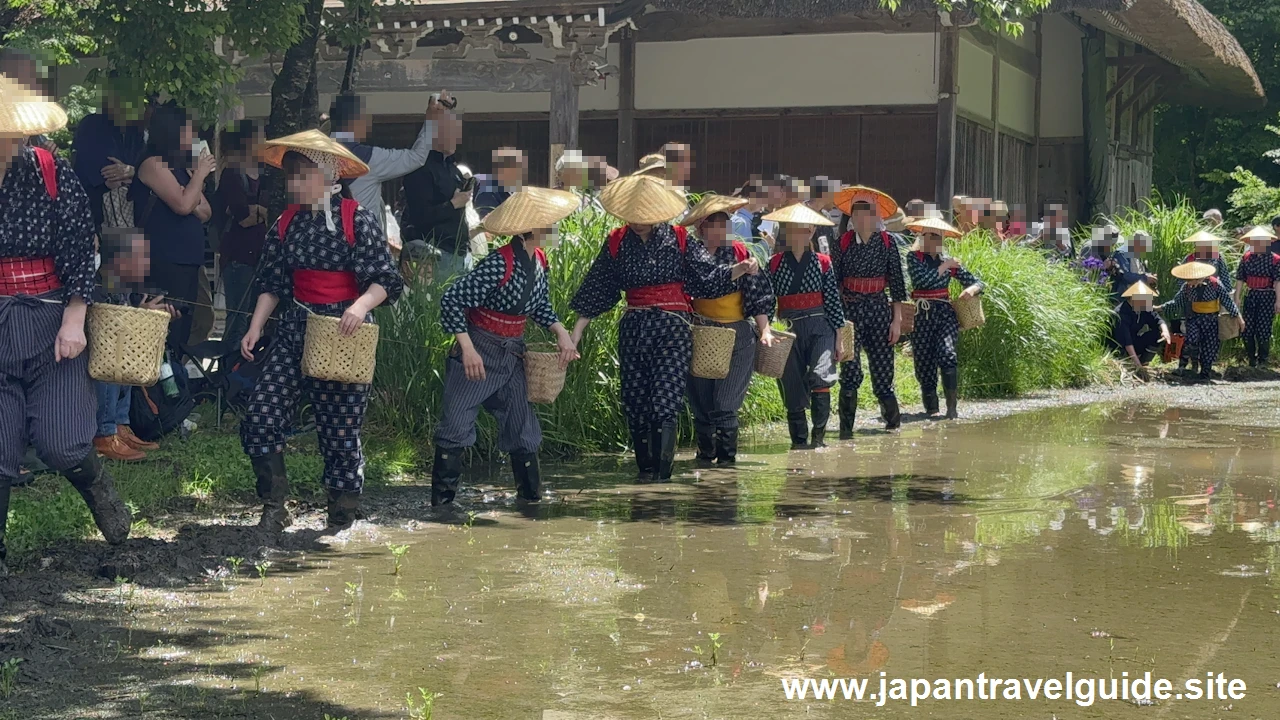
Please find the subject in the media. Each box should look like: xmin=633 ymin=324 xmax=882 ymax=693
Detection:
xmin=1191 ymin=300 xmax=1220 ymax=314
xmin=692 ymin=292 xmax=746 ymax=323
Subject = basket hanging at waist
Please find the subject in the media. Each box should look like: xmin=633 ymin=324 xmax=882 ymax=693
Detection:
xmin=625 ymin=282 xmax=690 ymax=312
xmin=911 ymin=288 xmax=950 ymax=300
xmin=777 ymin=292 xmax=823 ymax=311
xmin=0 ymin=257 xmax=61 ymax=296
xmin=467 ymin=307 xmax=527 ymax=337
xmin=1246 ymin=276 xmax=1274 ymax=290
xmin=691 ymin=292 xmax=745 ymax=323
xmin=294 ymin=269 xmax=360 ymax=305
xmin=1191 ymin=300 xmax=1220 ymax=315
xmin=843 ymin=276 xmax=886 ymax=294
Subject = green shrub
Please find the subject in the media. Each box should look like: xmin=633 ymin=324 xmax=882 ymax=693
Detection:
xmin=1107 ymin=195 xmax=1238 ymax=301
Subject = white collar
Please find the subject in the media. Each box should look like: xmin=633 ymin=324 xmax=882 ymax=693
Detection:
xmin=332 ymin=131 xmax=356 ymax=142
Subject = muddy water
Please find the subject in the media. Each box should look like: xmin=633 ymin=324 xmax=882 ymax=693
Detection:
xmin=100 ymin=400 xmax=1280 ymax=718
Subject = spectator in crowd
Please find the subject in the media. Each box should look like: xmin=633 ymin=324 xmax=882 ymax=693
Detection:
xmin=1202 ymin=208 xmax=1224 ymax=227
xmin=401 ymin=107 xmax=472 ymax=279
xmin=216 ymin=120 xmax=267 ymax=351
xmin=1026 ymin=202 xmax=1074 ymax=260
xmin=663 ymin=142 xmax=693 ymax=192
xmin=71 ymin=73 xmax=148 ymax=230
xmin=132 ymin=102 xmax=214 ymax=350
xmin=329 ymin=91 xmax=445 ymax=235
xmin=807 ymin=176 xmax=843 ymax=254
xmin=1271 ymin=215 xmax=1280 ymax=256
xmin=475 ymin=147 xmax=526 ymax=216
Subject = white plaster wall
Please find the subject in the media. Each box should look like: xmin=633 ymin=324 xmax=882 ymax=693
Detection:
xmin=633 ymin=33 xmax=938 ymax=109
xmin=999 ymin=63 xmax=1036 ymax=137
xmin=1040 ymin=14 xmax=1083 ymax=137
xmin=958 ymin=37 xmax=992 ymax=120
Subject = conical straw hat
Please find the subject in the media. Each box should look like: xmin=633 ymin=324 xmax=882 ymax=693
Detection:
xmin=763 ymin=203 xmax=834 ymax=226
xmin=634 ymin=153 xmax=667 ymax=177
xmin=834 ymin=185 xmax=899 ymax=217
xmin=1240 ymin=225 xmax=1277 ymax=242
xmin=600 ymin=173 xmax=687 ymax=224
xmin=1171 ymin=261 xmax=1216 ymax=280
xmin=1182 ymin=230 xmax=1222 ymax=245
xmin=907 ymin=217 xmax=962 ymax=239
xmin=1122 ymin=280 xmax=1158 ymax=298
xmin=680 ymin=193 xmax=748 ymax=227
xmin=0 ymin=74 xmax=68 ymax=136
xmin=482 ymin=186 xmax=580 ymax=236
xmin=885 ymin=208 xmax=908 ymax=232
xmin=260 ymin=130 xmax=369 ymax=179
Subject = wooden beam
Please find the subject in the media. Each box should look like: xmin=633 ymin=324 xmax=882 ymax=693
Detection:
xmin=936 ymin=24 xmax=960 ymax=206
xmin=1117 ymin=71 xmax=1160 ymax=116
xmin=634 ymin=11 xmax=936 ymax=42
xmin=1032 ymin=17 xmax=1043 ymax=212
xmin=239 ymin=58 xmax=555 ymax=95
xmin=962 ymin=26 xmax=1039 ymax=77
xmin=617 ymin=27 xmax=636 ymax=173
xmin=1105 ymin=64 xmax=1143 ymax=103
xmin=372 ymin=106 xmax=941 ymax=125
xmin=549 ymin=58 xmax=579 ymax=184
xmin=1135 ymin=86 xmax=1170 ymax=120
xmin=1105 ymin=54 xmax=1163 ymax=68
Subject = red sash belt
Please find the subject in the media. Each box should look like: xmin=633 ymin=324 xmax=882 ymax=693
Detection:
xmin=1246 ymin=276 xmax=1274 ymax=290
xmin=911 ymin=288 xmax=951 ymax=300
xmin=467 ymin=307 xmax=527 ymax=337
xmin=843 ymin=277 xmax=886 ymax=294
xmin=777 ymin=292 xmax=823 ymax=311
xmin=0 ymin=257 xmax=61 ymax=296
xmin=625 ymin=282 xmax=691 ymax=312
xmin=293 ymin=269 xmax=360 ymax=305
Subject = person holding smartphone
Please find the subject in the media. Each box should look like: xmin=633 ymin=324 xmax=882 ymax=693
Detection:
xmin=401 ymin=104 xmax=473 ymax=280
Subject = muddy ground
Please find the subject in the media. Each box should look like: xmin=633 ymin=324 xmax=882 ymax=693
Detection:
xmin=3 ymin=377 xmax=1279 ymax=719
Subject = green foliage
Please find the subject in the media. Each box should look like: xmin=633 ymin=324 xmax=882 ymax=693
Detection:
xmin=46 ymin=84 xmax=97 ymax=157
xmin=1223 ymin=166 xmax=1280 ymax=226
xmin=951 ymin=231 xmax=1114 ymax=397
xmin=1107 ymin=195 xmax=1221 ymax=299
xmin=877 ymin=0 xmax=1050 ymax=35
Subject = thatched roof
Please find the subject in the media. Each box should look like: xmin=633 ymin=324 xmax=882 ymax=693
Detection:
xmin=1079 ymin=0 xmax=1264 ymax=107
xmin=638 ymin=0 xmax=1131 ymax=20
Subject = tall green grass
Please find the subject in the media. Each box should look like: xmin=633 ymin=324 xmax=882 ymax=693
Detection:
xmin=1108 ymin=194 xmax=1241 ymax=300
xmin=950 ymin=231 xmax=1114 ymax=397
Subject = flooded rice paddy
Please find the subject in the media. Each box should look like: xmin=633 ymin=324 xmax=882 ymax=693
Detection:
xmin=17 ymin=395 xmax=1280 ymax=719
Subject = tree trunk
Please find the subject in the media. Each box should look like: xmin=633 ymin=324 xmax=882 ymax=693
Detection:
xmin=265 ymin=0 xmax=324 ymax=217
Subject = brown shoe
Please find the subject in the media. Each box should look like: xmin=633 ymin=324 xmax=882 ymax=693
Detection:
xmin=94 ymin=435 xmax=146 ymax=462
xmin=117 ymin=425 xmax=160 ymax=451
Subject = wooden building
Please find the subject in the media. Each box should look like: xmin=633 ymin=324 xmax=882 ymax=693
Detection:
xmin=224 ymin=0 xmax=1262 ymax=219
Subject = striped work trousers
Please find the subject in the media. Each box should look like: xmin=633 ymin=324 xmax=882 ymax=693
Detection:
xmin=434 ymin=328 xmax=541 ymax=454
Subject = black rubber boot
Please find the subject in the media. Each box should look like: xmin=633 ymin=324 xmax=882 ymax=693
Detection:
xmin=787 ymin=411 xmax=810 ymax=450
xmin=880 ymin=395 xmax=902 ymax=430
xmin=942 ymin=368 xmax=960 ymax=420
xmin=1244 ymin=338 xmax=1258 ymax=367
xmin=326 ymin=488 xmax=363 ymax=527
xmin=632 ymin=428 xmax=656 ymax=483
xmin=694 ymin=425 xmax=716 ymax=465
xmin=1197 ymin=367 xmax=1213 ymax=384
xmin=63 ymin=454 xmax=132 ymax=545
xmin=431 ymin=445 xmax=465 ymax=506
xmin=715 ymin=427 xmax=738 ymax=465
xmin=251 ymin=452 xmax=291 ymax=535
xmin=810 ymin=392 xmax=831 ymax=448
xmin=0 ymin=477 xmax=11 ymax=576
xmin=511 ymin=451 xmax=542 ymax=503
xmin=655 ymin=422 xmax=678 ymax=482
xmin=838 ymin=392 xmax=857 ymax=440
xmin=921 ymin=371 xmax=940 ymax=416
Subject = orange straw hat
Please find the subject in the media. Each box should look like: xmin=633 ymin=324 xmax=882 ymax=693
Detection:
xmin=834 ymin=185 xmax=899 ymax=217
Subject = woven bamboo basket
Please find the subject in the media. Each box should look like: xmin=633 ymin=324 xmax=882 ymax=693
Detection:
xmin=691 ymin=324 xmax=736 ymax=379
xmin=837 ymin=321 xmax=856 ymax=359
xmin=524 ymin=343 xmax=566 ymax=404
xmin=1219 ymin=313 xmax=1240 ymax=341
xmin=953 ymin=295 xmax=986 ymax=331
xmin=87 ymin=303 xmax=171 ymax=386
xmin=897 ymin=301 xmax=917 ymax=336
xmin=753 ymin=329 xmax=795 ymax=379
xmin=301 ymin=314 xmax=379 ymax=384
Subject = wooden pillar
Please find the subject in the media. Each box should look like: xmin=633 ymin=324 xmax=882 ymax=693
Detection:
xmin=991 ymin=35 xmax=1001 ymax=199
xmin=549 ymin=58 xmax=580 ymax=186
xmin=935 ymin=23 xmax=960 ymax=207
xmin=617 ymin=28 xmax=637 ymax=174
xmin=1032 ymin=18 xmax=1044 ymax=212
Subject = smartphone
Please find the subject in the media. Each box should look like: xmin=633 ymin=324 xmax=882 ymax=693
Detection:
xmin=430 ymin=93 xmax=457 ymax=110
xmin=461 ymin=176 xmax=477 ymax=193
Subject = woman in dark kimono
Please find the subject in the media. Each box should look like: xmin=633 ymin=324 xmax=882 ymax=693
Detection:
xmin=764 ymin=203 xmax=845 ymax=449
xmin=904 ymin=217 xmax=982 ymax=419
xmin=680 ymin=193 xmax=777 ymax=465
xmin=0 ymin=75 xmax=131 ymax=574
xmin=570 ymin=174 xmax=758 ymax=483
xmin=1159 ymin=260 xmax=1242 ymax=384
xmin=238 ymin=131 xmax=403 ymax=533
xmin=1233 ymin=226 xmax=1280 ymax=367
xmin=1176 ymin=231 xmax=1234 ymax=375
xmin=431 ymin=187 xmax=581 ymax=507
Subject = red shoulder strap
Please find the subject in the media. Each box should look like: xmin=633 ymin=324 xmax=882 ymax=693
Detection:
xmin=1271 ymin=252 xmax=1280 ymax=267
xmin=534 ymin=246 xmax=548 ymax=269
xmin=839 ymin=230 xmax=853 ymax=253
xmin=340 ymin=198 xmax=358 ymax=245
xmin=769 ymin=253 xmax=783 ymax=274
xmin=880 ymin=230 xmax=891 ymax=249
xmin=816 ymin=252 xmax=832 ymax=273
xmin=277 ymin=205 xmax=301 ymax=240
xmin=1184 ymin=253 xmax=1195 ymax=263
xmin=607 ymin=226 xmax=627 ymax=258
xmin=731 ymin=240 xmax=748 ymax=263
xmin=497 ymin=243 xmax=515 ymax=286
xmin=914 ymin=251 xmax=925 ymax=262
xmin=673 ymin=224 xmax=688 ymax=253
xmin=32 ymin=147 xmax=57 ymax=200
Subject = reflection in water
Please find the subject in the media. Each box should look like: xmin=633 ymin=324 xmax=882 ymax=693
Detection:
xmin=51 ymin=400 xmax=1280 ymax=718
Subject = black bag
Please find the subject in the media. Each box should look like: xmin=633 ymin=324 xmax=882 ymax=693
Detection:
xmin=129 ymin=353 xmax=196 ymax=442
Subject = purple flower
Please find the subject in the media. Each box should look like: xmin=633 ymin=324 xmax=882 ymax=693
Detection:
xmin=1081 ymin=256 xmax=1106 ymax=271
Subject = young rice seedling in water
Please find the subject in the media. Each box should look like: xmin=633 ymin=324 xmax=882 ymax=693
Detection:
xmin=386 ymin=543 xmax=410 ymax=576
xmin=406 ymin=686 xmax=442 ymax=719
xmin=0 ymin=658 xmax=21 ymax=699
